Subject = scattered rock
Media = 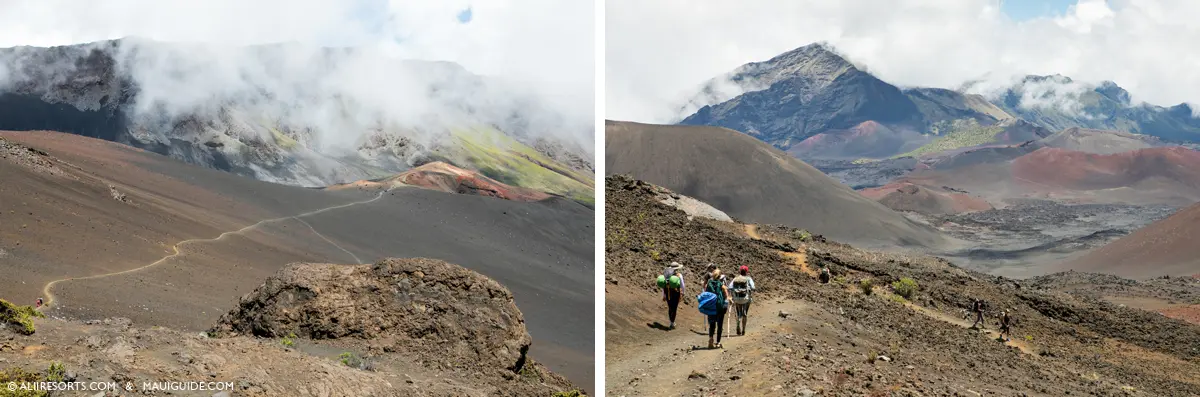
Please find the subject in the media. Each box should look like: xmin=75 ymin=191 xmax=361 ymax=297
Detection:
xmin=779 ymin=311 xmax=792 ymax=319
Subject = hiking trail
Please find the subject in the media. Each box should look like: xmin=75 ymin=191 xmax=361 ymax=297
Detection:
xmin=608 ymin=299 xmax=805 ymax=397
xmin=41 ymin=191 xmax=386 ymax=308
xmin=742 ymin=222 xmax=1032 ymax=353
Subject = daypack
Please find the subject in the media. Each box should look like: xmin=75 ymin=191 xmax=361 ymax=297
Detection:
xmin=656 ymin=275 xmax=668 ymax=289
xmin=730 ymin=276 xmax=752 ymax=304
xmin=697 ymin=291 xmax=719 ymax=315
xmin=668 ymin=275 xmax=682 ymax=289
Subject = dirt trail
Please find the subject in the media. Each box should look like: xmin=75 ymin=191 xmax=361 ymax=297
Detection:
xmin=41 ymin=191 xmax=386 ymax=308
xmin=903 ymin=301 xmax=1035 ymax=354
xmin=744 ymin=222 xmax=1032 ymax=354
xmin=607 ymin=299 xmax=805 ymax=397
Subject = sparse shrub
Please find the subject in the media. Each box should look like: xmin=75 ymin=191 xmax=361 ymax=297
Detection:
xmin=859 ymin=279 xmax=874 ymax=295
xmin=888 ymin=294 xmax=908 ymax=304
xmin=519 ymin=365 xmax=544 ymax=382
xmin=1025 ymin=335 xmax=1033 ymax=342
xmin=280 ymin=332 xmax=296 ymax=348
xmin=833 ymin=276 xmax=847 ymax=285
xmin=793 ymin=229 xmax=812 ymax=242
xmin=0 ymin=363 xmax=67 ymax=397
xmin=45 ymin=362 xmax=65 ymax=383
xmin=0 ymin=299 xmax=45 ymax=335
xmin=892 ymin=278 xmax=918 ymax=300
xmin=339 ymin=352 xmax=365 ymax=369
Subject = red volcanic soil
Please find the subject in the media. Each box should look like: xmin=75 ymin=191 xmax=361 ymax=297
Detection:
xmin=328 ymin=161 xmax=552 ymax=202
xmin=1159 ymin=305 xmax=1200 ymax=326
xmin=787 ymin=120 xmax=921 ymax=159
xmin=1011 ymin=146 xmax=1200 ymax=192
xmin=859 ymin=182 xmax=993 ymax=215
xmin=1057 ymin=202 xmax=1200 ymax=277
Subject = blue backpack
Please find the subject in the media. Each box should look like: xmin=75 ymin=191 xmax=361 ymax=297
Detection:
xmin=696 ymin=291 xmax=719 ymax=315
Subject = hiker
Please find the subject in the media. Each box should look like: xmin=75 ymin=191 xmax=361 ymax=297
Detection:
xmin=998 ymin=310 xmax=1012 ymax=342
xmin=729 ymin=265 xmax=756 ymax=336
xmin=970 ymin=299 xmax=986 ymax=329
xmin=702 ymin=263 xmax=727 ymax=333
xmin=702 ymin=267 xmax=732 ymax=348
xmin=35 ymin=298 xmax=43 ymax=308
xmin=660 ymin=262 xmax=685 ymax=330
xmin=818 ymin=266 xmax=831 ymax=284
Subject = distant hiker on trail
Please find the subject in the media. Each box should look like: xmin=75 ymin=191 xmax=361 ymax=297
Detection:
xmin=998 ymin=310 xmax=1012 ymax=342
xmin=818 ymin=266 xmax=831 ymax=284
xmin=729 ymin=265 xmax=756 ymax=336
xmin=970 ymin=299 xmax=986 ymax=329
xmin=657 ymin=262 xmax=685 ymax=330
xmin=697 ymin=266 xmax=732 ymax=349
xmin=35 ymin=298 xmax=43 ymax=308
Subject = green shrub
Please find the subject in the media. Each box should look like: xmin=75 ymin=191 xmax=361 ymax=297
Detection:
xmin=45 ymin=362 xmax=65 ymax=383
xmin=859 ymin=279 xmax=874 ymax=295
xmin=338 ymin=352 xmax=370 ymax=370
xmin=793 ymin=229 xmax=812 ymax=242
xmin=280 ymin=333 xmax=296 ymax=348
xmin=0 ymin=299 xmax=45 ymax=335
xmin=891 ymin=278 xmax=918 ymax=300
xmin=0 ymin=363 xmax=66 ymax=397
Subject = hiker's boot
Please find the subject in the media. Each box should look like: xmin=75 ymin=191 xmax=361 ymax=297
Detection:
xmin=708 ymin=336 xmax=715 ymax=349
xmin=669 ymin=321 xmax=675 ymax=330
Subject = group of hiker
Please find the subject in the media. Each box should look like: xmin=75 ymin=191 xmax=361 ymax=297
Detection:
xmin=658 ymin=263 xmax=1016 ymax=348
xmin=656 ymin=261 xmax=756 ymax=349
xmin=970 ymin=298 xmax=1014 ymax=341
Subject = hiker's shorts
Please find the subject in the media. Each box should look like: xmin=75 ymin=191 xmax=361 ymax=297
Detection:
xmin=734 ymin=302 xmax=751 ymax=318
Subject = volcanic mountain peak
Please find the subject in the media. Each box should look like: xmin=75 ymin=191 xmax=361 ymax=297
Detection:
xmin=729 ymin=42 xmax=858 ymax=90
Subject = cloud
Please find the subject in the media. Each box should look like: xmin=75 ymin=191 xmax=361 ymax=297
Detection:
xmin=0 ymin=0 xmax=595 ymax=153
xmin=606 ymin=0 xmax=1200 ymax=123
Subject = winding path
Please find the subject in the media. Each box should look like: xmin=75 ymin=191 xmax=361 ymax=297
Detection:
xmin=41 ymin=190 xmax=386 ymax=308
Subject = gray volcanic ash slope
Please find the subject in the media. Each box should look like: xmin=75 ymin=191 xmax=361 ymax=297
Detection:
xmin=0 ymin=131 xmax=594 ymax=387
xmin=605 ymin=120 xmax=947 ymax=249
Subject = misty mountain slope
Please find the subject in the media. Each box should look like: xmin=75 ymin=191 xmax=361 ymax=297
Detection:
xmin=605 ymin=120 xmax=948 ymax=249
xmin=990 ymin=76 xmax=1200 ymax=141
xmin=0 ymin=38 xmax=593 ymax=190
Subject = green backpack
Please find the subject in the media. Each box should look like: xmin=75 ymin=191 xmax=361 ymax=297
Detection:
xmin=656 ymin=274 xmax=668 ymax=289
xmin=668 ymin=275 xmax=682 ymax=289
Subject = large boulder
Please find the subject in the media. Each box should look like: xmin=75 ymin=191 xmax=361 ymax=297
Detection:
xmin=210 ymin=258 xmax=532 ymax=375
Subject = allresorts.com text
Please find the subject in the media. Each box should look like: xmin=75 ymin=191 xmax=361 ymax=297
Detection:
xmin=6 ymin=380 xmax=235 ymax=393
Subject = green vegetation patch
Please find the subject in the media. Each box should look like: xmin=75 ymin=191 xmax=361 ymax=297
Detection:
xmin=892 ymin=277 xmax=919 ymax=300
xmin=0 ymin=362 xmax=67 ymax=397
xmin=0 ymin=299 xmax=45 ymax=335
xmin=894 ymin=118 xmax=1005 ymax=158
xmin=438 ymin=126 xmax=594 ymax=205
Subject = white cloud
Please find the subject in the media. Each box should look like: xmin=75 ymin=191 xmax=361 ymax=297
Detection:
xmin=0 ymin=0 xmax=594 ymax=151
xmin=606 ymin=0 xmax=1200 ymax=123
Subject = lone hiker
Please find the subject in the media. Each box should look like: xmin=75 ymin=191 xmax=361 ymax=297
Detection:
xmin=970 ymin=299 xmax=986 ymax=329
xmin=729 ymin=265 xmax=756 ymax=336
xmin=998 ymin=310 xmax=1012 ymax=342
xmin=658 ymin=262 xmax=685 ymax=330
xmin=698 ymin=266 xmax=732 ymax=349
xmin=35 ymin=298 xmax=43 ymax=308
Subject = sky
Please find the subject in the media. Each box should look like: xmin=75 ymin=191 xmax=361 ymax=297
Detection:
xmin=0 ymin=0 xmax=595 ymax=148
xmin=606 ymin=0 xmax=1200 ymax=123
